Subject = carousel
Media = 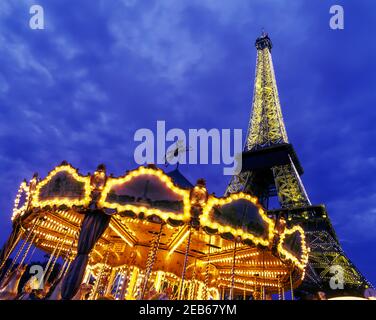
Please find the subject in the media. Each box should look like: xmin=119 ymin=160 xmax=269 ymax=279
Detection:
xmin=0 ymin=162 xmax=308 ymax=300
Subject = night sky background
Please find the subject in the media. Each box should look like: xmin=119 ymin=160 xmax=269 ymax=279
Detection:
xmin=0 ymin=1 xmax=375 ymax=286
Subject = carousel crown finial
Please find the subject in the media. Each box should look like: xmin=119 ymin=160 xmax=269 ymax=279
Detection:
xmin=147 ymin=163 xmax=157 ymax=169
xmin=96 ymin=163 xmax=106 ymax=172
xmin=196 ymin=178 xmax=206 ymax=187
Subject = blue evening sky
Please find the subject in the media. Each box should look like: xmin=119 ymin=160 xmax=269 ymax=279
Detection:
xmin=0 ymin=1 xmax=375 ymax=285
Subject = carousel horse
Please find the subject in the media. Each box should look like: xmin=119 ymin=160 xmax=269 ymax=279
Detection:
xmin=0 ymin=265 xmax=27 ymax=300
xmin=45 ymin=277 xmax=65 ymax=300
xmin=44 ymin=280 xmax=92 ymax=300
xmin=71 ymin=283 xmax=93 ymax=300
xmin=17 ymin=278 xmax=34 ymax=300
xmin=17 ymin=271 xmax=47 ymax=300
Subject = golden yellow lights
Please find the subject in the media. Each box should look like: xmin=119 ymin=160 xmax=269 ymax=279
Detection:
xmin=219 ymin=270 xmax=287 ymax=277
xmin=220 ymin=283 xmax=254 ymax=293
xmin=154 ymin=271 xmax=164 ymax=292
xmin=109 ymin=222 xmax=134 ymax=247
xmin=39 ymin=241 xmax=77 ymax=256
xmin=200 ymin=192 xmax=275 ymax=247
xmin=42 ymin=216 xmax=76 ymax=235
xmin=58 ymin=210 xmax=81 ymax=225
xmin=34 ymin=229 xmax=71 ymax=246
xmin=147 ymin=269 xmax=219 ymax=300
xmin=12 ymin=180 xmax=30 ymax=221
xmin=31 ymin=164 xmax=92 ymax=209
xmin=167 ymin=229 xmax=190 ymax=257
xmin=151 ymin=270 xmax=180 ymax=281
xmin=219 ymin=277 xmax=279 ymax=288
xmin=277 ymin=225 xmax=309 ymax=270
xmin=93 ymin=249 xmax=104 ymax=260
xmin=190 ymin=185 xmax=208 ymax=206
xmin=126 ymin=267 xmax=140 ymax=300
xmin=12 ymin=163 xmax=308 ymax=286
xmin=98 ymin=166 xmax=191 ymax=222
xmin=200 ymin=251 xmax=260 ymax=265
xmin=91 ymin=170 xmax=106 ymax=191
xmin=247 ymin=47 xmax=289 ymax=149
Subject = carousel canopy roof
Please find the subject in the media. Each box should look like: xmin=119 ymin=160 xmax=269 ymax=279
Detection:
xmin=166 ymin=168 xmax=193 ymax=189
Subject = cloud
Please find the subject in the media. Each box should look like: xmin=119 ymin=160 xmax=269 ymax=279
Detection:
xmin=0 ymin=0 xmax=374 ymax=283
xmin=326 ymin=193 xmax=376 ymax=241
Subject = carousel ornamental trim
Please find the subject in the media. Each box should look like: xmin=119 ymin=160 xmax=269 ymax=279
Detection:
xmin=0 ymin=161 xmax=308 ymax=300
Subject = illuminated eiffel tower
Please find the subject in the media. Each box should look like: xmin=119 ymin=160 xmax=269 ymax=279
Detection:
xmin=226 ymin=32 xmax=371 ymax=298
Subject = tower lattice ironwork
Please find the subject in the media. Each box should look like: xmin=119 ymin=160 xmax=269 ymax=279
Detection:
xmin=226 ymin=33 xmax=372 ymax=297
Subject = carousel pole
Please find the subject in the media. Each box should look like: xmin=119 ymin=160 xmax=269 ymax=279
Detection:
xmin=102 ymin=266 xmax=114 ymax=297
xmin=141 ymin=223 xmax=164 ymax=299
xmin=262 ymin=249 xmax=265 ymax=300
xmin=3 ymin=216 xmax=41 ymax=278
xmin=43 ymin=232 xmax=67 ymax=285
xmin=114 ymin=270 xmax=123 ymax=299
xmin=229 ymin=240 xmax=237 ymax=300
xmin=84 ymin=266 xmax=92 ymax=284
xmin=6 ymin=227 xmax=33 ymax=272
xmin=186 ymin=280 xmax=192 ymax=300
xmin=26 ymin=244 xmax=38 ymax=265
xmin=178 ymin=226 xmax=192 ymax=300
xmin=277 ymin=276 xmax=282 ymax=300
xmin=0 ymin=227 xmax=25 ymax=271
xmin=122 ymin=253 xmax=137 ymax=299
xmin=58 ymin=258 xmax=69 ymax=280
xmin=253 ymin=278 xmax=256 ymax=300
xmin=16 ymin=231 xmax=38 ymax=270
xmin=253 ymin=276 xmax=260 ymax=300
xmin=57 ymin=235 xmax=76 ymax=280
xmin=203 ymin=235 xmax=211 ymax=300
xmin=63 ymin=258 xmax=73 ymax=278
xmin=44 ymin=228 xmax=69 ymax=284
xmin=119 ymin=269 xmax=129 ymax=300
xmin=289 ymin=269 xmax=294 ymax=300
xmin=189 ymin=259 xmax=197 ymax=300
xmin=90 ymin=248 xmax=110 ymax=300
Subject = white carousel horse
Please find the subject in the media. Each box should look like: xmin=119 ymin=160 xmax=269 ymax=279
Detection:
xmin=45 ymin=276 xmax=68 ymax=300
xmin=71 ymin=283 xmax=93 ymax=300
xmin=0 ymin=266 xmax=26 ymax=300
xmin=44 ymin=279 xmax=92 ymax=300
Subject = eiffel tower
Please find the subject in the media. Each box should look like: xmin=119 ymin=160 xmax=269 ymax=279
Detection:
xmin=226 ymin=32 xmax=372 ymax=298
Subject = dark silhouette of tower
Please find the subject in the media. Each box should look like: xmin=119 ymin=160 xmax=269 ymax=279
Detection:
xmin=226 ymin=32 xmax=372 ymax=297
